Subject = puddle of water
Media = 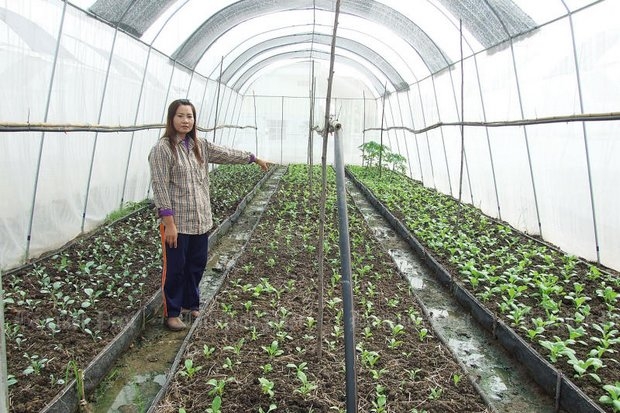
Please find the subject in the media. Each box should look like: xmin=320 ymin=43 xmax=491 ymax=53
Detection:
xmin=92 ymin=315 xmax=188 ymax=413
xmin=92 ymin=169 xmax=284 ymax=413
xmin=346 ymin=180 xmax=564 ymax=413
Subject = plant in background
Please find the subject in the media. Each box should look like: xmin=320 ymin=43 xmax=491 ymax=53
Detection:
xmin=359 ymin=141 xmax=393 ymax=169
xmin=360 ymin=348 xmax=380 ymax=369
xmin=417 ymin=328 xmax=429 ymax=341
xmin=383 ymin=151 xmax=407 ymax=173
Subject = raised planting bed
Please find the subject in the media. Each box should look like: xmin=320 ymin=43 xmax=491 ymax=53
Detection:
xmin=346 ymin=165 xmax=620 ymax=413
xmin=150 ymin=164 xmax=492 ymax=413
xmin=2 ymin=163 xmax=269 ymax=413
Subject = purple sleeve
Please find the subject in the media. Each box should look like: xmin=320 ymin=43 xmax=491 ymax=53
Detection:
xmin=158 ymin=208 xmax=174 ymax=217
xmin=248 ymin=154 xmax=256 ymax=164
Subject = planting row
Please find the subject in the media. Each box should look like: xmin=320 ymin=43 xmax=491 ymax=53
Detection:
xmin=152 ymin=164 xmax=491 ymax=413
xmin=347 ymin=165 xmax=620 ymax=413
xmin=2 ymin=164 xmax=267 ymax=413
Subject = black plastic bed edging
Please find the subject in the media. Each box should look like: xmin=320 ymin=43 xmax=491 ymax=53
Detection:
xmin=345 ymin=168 xmax=606 ymax=413
xmin=36 ymin=166 xmax=276 ymax=413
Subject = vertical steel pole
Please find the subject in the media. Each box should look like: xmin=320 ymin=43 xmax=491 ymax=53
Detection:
xmin=406 ymin=91 xmax=424 ymax=182
xmin=229 ymin=96 xmax=242 ymax=147
xmin=458 ymin=19 xmax=466 ymax=205
xmin=121 ymin=46 xmax=153 ymax=206
xmin=252 ymin=92 xmax=259 ymax=157
xmin=430 ymin=76 xmax=454 ymax=196
xmin=25 ymin=0 xmax=68 ymax=260
xmin=213 ymin=56 xmax=224 ymax=142
xmin=280 ymin=96 xmax=284 ymax=164
xmin=562 ymin=0 xmax=601 ymax=263
xmin=379 ymin=82 xmax=387 ymax=177
xmin=332 ymin=120 xmax=357 ymax=413
xmin=361 ymin=91 xmax=366 ymax=165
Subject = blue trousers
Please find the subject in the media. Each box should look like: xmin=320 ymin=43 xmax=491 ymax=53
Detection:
xmin=160 ymin=224 xmax=209 ymax=318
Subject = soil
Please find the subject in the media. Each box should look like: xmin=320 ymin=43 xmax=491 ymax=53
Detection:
xmin=2 ymin=173 xmax=251 ymax=413
xmin=153 ymin=166 xmax=492 ymax=412
xmin=3 ymin=209 xmax=163 ymax=413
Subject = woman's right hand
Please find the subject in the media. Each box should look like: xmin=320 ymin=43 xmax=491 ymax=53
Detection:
xmin=162 ymin=216 xmax=178 ymax=248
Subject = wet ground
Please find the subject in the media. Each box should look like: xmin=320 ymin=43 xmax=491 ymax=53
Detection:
xmin=92 ymin=168 xmax=561 ymax=413
xmin=346 ymin=180 xmax=563 ymax=413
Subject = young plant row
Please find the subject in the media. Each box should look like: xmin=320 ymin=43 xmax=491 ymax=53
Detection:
xmin=348 ymin=165 xmax=620 ymax=412
xmin=156 ymin=164 xmax=490 ymax=413
xmin=2 ymin=164 xmax=267 ymax=413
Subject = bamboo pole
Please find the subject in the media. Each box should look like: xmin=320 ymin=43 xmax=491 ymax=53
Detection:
xmin=0 ymin=123 xmax=256 ymax=133
xmin=362 ymin=111 xmax=620 ymax=134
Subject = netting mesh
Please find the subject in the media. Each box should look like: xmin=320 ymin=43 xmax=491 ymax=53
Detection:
xmin=438 ymin=0 xmax=536 ymax=48
xmin=89 ymin=0 xmax=175 ymax=37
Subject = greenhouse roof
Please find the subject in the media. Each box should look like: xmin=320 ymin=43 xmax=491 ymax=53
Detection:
xmin=82 ymin=0 xmax=542 ymax=94
xmin=2 ymin=0 xmax=618 ymax=277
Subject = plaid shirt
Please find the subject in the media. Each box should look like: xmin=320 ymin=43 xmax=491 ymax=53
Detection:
xmin=149 ymin=136 xmax=253 ymax=234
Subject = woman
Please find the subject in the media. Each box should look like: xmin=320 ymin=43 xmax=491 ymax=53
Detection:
xmin=149 ymin=99 xmax=269 ymax=331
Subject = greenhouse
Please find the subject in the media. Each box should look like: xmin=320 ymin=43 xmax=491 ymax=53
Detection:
xmin=1 ymin=0 xmax=619 ymax=412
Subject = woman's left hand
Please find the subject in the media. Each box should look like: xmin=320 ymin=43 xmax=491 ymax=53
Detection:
xmin=255 ymin=158 xmax=269 ymax=171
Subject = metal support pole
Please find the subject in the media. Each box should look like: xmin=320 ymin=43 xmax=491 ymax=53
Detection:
xmin=213 ymin=56 xmax=224 ymax=142
xmin=25 ymin=0 xmax=67 ymax=261
xmin=280 ymin=96 xmax=284 ymax=164
xmin=379 ymin=82 xmax=387 ymax=177
xmin=252 ymin=92 xmax=259 ymax=157
xmin=331 ymin=119 xmax=358 ymax=413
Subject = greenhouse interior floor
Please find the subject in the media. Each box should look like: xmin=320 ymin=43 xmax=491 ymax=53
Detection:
xmin=91 ymin=168 xmax=285 ymax=413
xmin=88 ymin=167 xmax=562 ymax=413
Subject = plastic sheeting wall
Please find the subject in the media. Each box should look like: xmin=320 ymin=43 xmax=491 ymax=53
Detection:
xmin=1 ymin=0 xmax=619 ymax=275
xmin=383 ymin=1 xmax=620 ymax=271
xmin=0 ymin=2 xmax=373 ymax=271
xmin=0 ymin=1 xmax=245 ymax=270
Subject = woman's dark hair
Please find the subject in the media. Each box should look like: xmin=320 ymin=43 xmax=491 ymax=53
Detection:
xmin=164 ymin=99 xmax=203 ymax=163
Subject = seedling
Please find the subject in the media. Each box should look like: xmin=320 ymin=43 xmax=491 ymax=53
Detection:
xmin=258 ymin=377 xmax=275 ymax=398
xmin=203 ymin=345 xmax=216 ymax=358
xmin=179 ymin=359 xmax=202 ymax=379
xmin=262 ymin=340 xmax=284 ymax=358
xmin=599 ymin=382 xmax=620 ymax=412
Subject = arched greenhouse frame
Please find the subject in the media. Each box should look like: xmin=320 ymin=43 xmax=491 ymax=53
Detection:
xmin=1 ymin=1 xmax=619 ymax=412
